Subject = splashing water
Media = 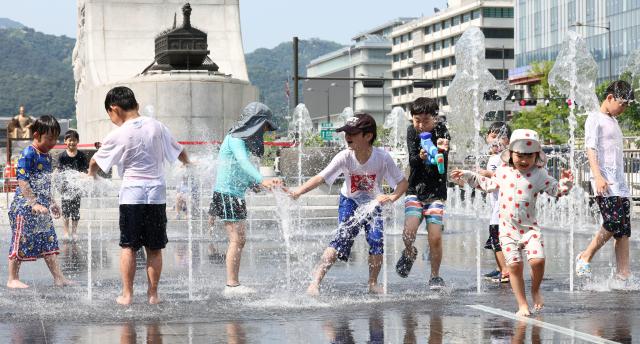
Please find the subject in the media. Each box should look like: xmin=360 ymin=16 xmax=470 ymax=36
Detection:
xmin=447 ymin=27 xmax=509 ymax=162
xmin=291 ymin=104 xmax=313 ymax=186
xmin=623 ymin=49 xmax=640 ymax=93
xmin=446 ymin=26 xmax=508 ymax=293
xmin=549 ymin=30 xmax=599 ymax=293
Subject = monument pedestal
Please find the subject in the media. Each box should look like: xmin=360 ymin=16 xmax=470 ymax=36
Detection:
xmin=77 ymin=71 xmax=257 ymax=142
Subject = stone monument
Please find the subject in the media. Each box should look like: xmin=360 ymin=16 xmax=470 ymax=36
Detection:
xmin=73 ymin=0 xmax=257 ymax=142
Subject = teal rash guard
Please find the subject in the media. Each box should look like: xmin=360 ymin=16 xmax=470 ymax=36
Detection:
xmin=213 ymin=134 xmax=263 ymax=198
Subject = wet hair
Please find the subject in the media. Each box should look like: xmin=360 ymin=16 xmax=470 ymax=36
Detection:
xmin=31 ymin=115 xmax=61 ymax=138
xmin=64 ymin=129 xmax=79 ymax=141
xmin=604 ymin=80 xmax=634 ymax=102
xmin=354 ymin=112 xmax=377 ymax=145
xmin=104 ymin=86 xmax=138 ymax=112
xmin=487 ymin=121 xmax=512 ymax=139
xmin=410 ymin=97 xmax=439 ymax=117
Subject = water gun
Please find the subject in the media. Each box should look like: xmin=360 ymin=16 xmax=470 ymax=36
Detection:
xmin=419 ymin=132 xmax=445 ymax=174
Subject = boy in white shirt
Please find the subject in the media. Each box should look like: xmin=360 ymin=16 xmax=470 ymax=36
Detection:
xmin=88 ymin=86 xmax=190 ymax=305
xmin=290 ymin=113 xmax=408 ymax=295
xmin=576 ymin=80 xmax=635 ymax=280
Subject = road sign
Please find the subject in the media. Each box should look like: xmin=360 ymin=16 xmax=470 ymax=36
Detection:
xmin=320 ymin=129 xmax=334 ymax=141
xmin=321 ymin=122 xmax=333 ymax=128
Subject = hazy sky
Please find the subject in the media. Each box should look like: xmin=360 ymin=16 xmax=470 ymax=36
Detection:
xmin=0 ymin=0 xmax=447 ymax=52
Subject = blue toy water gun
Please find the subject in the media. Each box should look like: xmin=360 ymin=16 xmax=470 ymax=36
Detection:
xmin=419 ymin=132 xmax=445 ymax=174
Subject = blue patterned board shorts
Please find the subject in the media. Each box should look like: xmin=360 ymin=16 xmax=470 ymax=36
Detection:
xmin=8 ymin=203 xmax=59 ymax=261
xmin=404 ymin=195 xmax=445 ymax=227
xmin=596 ymin=196 xmax=631 ymax=238
xmin=329 ymin=195 xmax=384 ymax=261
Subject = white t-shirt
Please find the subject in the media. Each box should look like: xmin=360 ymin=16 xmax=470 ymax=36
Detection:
xmin=319 ymin=147 xmax=405 ymax=204
xmin=584 ymin=111 xmax=629 ymax=197
xmin=93 ymin=116 xmax=183 ymax=204
xmin=486 ymin=153 xmax=502 ymax=225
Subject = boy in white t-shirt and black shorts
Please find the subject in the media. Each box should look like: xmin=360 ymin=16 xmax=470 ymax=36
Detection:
xmin=290 ymin=113 xmax=408 ymax=296
xmin=576 ymin=80 xmax=634 ymax=280
xmin=88 ymin=86 xmax=190 ymax=305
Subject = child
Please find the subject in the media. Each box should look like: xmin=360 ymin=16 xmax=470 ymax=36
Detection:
xmin=290 ymin=113 xmax=408 ymax=295
xmin=451 ymin=129 xmax=573 ymax=316
xmin=88 ymin=86 xmax=190 ymax=305
xmin=575 ymin=80 xmax=635 ymax=280
xmin=209 ymin=102 xmax=281 ymax=296
xmin=7 ymin=115 xmax=72 ymax=289
xmin=57 ymin=129 xmax=89 ymax=240
xmin=175 ymin=175 xmax=190 ymax=220
xmin=479 ymin=122 xmax=511 ymax=283
xmin=395 ymin=97 xmax=450 ymax=290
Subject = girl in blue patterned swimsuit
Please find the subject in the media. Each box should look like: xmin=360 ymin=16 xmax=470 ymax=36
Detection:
xmin=7 ymin=115 xmax=72 ymax=289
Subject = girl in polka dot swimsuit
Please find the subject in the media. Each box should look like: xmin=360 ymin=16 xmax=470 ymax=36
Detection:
xmin=452 ymin=129 xmax=573 ymax=317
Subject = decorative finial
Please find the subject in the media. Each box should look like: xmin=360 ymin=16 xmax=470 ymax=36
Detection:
xmin=182 ymin=3 xmax=192 ymax=29
xmin=173 ymin=12 xmax=177 ymax=29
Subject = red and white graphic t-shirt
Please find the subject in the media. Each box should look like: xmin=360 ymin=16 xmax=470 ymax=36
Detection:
xmin=319 ymin=148 xmax=405 ymax=204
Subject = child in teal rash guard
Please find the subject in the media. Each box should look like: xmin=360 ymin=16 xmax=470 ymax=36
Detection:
xmin=208 ymin=102 xmax=282 ymax=297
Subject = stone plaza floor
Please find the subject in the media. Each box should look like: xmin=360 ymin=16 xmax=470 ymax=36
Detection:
xmin=0 ymin=216 xmax=638 ymax=343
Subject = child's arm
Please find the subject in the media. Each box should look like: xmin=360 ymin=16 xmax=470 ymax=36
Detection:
xmin=541 ymin=169 xmax=573 ymax=197
xmin=177 ymin=149 xmax=190 ymax=165
xmin=87 ymin=158 xmax=100 ymax=178
xmin=586 ymin=148 xmax=610 ymax=196
xmin=229 ymin=138 xmax=264 ymax=184
xmin=289 ymin=175 xmax=325 ymax=200
xmin=451 ymin=169 xmax=499 ymax=193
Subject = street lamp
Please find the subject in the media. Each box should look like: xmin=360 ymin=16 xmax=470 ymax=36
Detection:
xmin=571 ymin=21 xmax=612 ymax=81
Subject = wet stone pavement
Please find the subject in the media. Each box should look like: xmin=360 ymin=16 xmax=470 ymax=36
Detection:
xmin=0 ymin=216 xmax=639 ymax=343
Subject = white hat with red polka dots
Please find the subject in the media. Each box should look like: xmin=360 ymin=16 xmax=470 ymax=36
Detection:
xmin=500 ymin=129 xmax=547 ymax=166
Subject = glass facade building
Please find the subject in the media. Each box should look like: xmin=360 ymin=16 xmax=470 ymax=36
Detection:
xmin=515 ymin=0 xmax=640 ymax=83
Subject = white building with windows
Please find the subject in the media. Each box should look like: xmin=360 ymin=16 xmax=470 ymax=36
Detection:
xmin=304 ymin=18 xmax=414 ymax=131
xmin=390 ymin=0 xmax=515 ymax=119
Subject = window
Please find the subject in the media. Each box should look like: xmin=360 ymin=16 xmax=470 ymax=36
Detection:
xmin=393 ymin=88 xmax=399 ymax=96
xmin=425 ymin=45 xmax=431 ymax=53
xmin=452 ymin=16 xmax=460 ymax=26
xmin=401 ymin=69 xmax=407 ymax=77
xmin=434 ymin=41 xmax=441 ymax=50
xmin=489 ymin=69 xmax=507 ymax=79
xmin=434 ymin=23 xmax=441 ymax=32
xmin=408 ymin=86 xmax=413 ymax=93
xmin=462 ymin=12 xmax=471 ymax=23
xmin=443 ymin=20 xmax=450 ymax=29
xmin=482 ymin=28 xmax=514 ymax=38
xmin=401 ymin=87 xmax=407 ymax=95
xmin=442 ymin=58 xmax=449 ymax=67
xmin=482 ymin=7 xmax=514 ymax=18
xmin=400 ymin=35 xmax=406 ymax=43
xmin=393 ymin=71 xmax=399 ymax=78
xmin=485 ymin=49 xmax=514 ymax=59
xmin=424 ymin=63 xmax=432 ymax=72
xmin=472 ymin=9 xmax=481 ymax=19
xmin=393 ymin=54 xmax=399 ymax=62
xmin=425 ymin=26 xmax=431 ymax=35
xmin=443 ymin=39 xmax=450 ymax=48
xmin=450 ymin=56 xmax=456 ymax=65
xmin=408 ymin=50 xmax=413 ymax=58
xmin=393 ymin=37 xmax=399 ymax=45
xmin=408 ymin=32 xmax=412 ymax=40
xmin=400 ymin=52 xmax=407 ymax=60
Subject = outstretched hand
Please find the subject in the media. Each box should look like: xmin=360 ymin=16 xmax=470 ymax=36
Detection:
xmin=375 ymin=194 xmax=395 ymax=205
xmin=450 ymin=169 xmax=465 ymax=180
xmin=593 ymin=175 xmax=611 ymax=196
xmin=437 ymin=138 xmax=449 ymax=152
xmin=261 ymin=178 xmax=282 ymax=190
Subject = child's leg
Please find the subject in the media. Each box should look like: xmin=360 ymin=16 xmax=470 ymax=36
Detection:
xmin=62 ymin=217 xmax=70 ymax=238
xmin=528 ymin=258 xmax=545 ymax=311
xmin=402 ymin=216 xmax=420 ymax=258
xmin=307 ymin=247 xmax=339 ymax=295
xmin=224 ymin=221 xmax=246 ymax=286
xmin=43 ymin=254 xmax=71 ymax=286
xmin=117 ymin=247 xmax=137 ymax=305
xmin=495 ymin=251 xmax=508 ymax=275
xmin=614 ymin=236 xmax=630 ymax=278
xmin=368 ymin=254 xmax=383 ymax=293
xmin=145 ymin=247 xmax=163 ymax=304
xmin=71 ymin=220 xmax=79 ymax=238
xmin=7 ymin=259 xmax=29 ymax=288
xmin=580 ymin=227 xmax=613 ymax=262
xmin=507 ymin=262 xmax=530 ymax=316
xmin=427 ymin=222 xmax=443 ymax=278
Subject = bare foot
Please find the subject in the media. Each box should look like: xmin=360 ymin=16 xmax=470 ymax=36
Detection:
xmin=54 ymin=279 xmax=77 ymax=287
xmin=306 ymin=283 xmax=320 ymax=296
xmin=116 ymin=295 xmax=133 ymax=305
xmin=532 ymin=292 xmax=544 ymax=312
xmin=368 ymin=284 xmax=384 ymax=295
xmin=516 ymin=305 xmax=531 ymax=317
xmin=148 ymin=295 xmax=160 ymax=305
xmin=7 ymin=280 xmax=29 ymax=289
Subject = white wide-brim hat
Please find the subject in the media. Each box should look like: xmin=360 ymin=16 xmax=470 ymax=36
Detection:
xmin=500 ymin=129 xmax=547 ymax=167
